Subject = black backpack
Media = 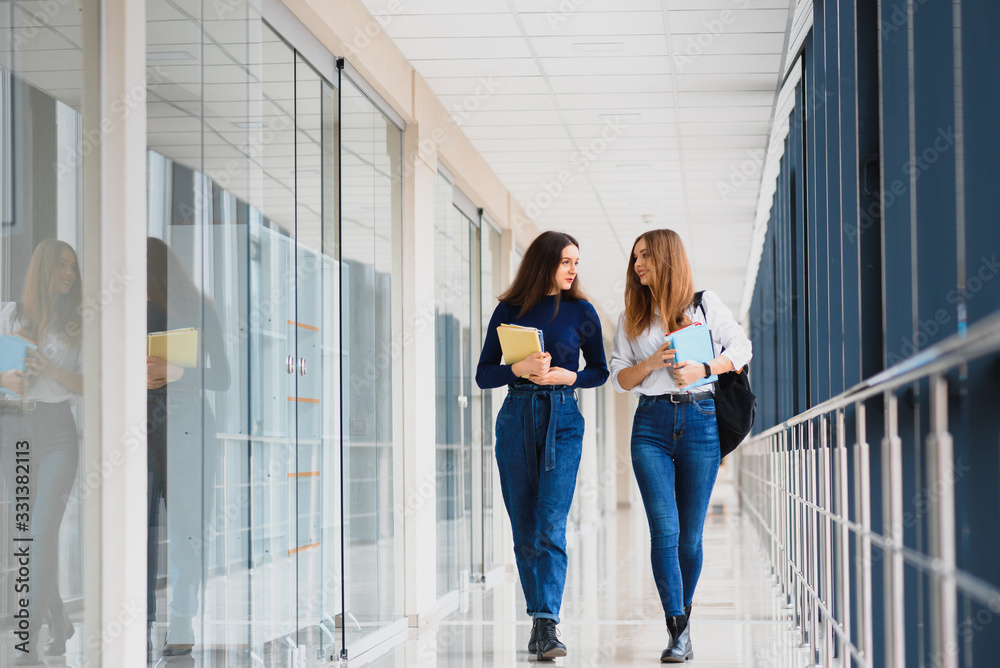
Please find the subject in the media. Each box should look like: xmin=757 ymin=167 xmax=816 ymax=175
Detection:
xmin=694 ymin=291 xmax=757 ymax=458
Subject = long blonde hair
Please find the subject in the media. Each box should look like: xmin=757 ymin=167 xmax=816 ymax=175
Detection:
xmin=16 ymin=239 xmax=82 ymax=343
xmin=622 ymin=229 xmax=694 ymax=340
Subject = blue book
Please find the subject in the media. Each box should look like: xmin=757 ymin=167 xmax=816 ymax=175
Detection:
xmin=0 ymin=334 xmax=37 ymax=396
xmin=666 ymin=323 xmax=718 ymax=391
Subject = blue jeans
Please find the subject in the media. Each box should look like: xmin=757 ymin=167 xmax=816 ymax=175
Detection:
xmin=2 ymin=402 xmax=79 ymax=654
xmin=631 ymin=394 xmax=720 ymax=619
xmin=495 ymin=384 xmax=584 ymax=623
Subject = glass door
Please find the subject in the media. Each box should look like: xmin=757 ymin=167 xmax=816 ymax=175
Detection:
xmin=246 ymin=25 xmax=302 ymax=662
xmin=480 ymin=223 xmax=505 ymax=575
xmin=434 ymin=173 xmax=482 ymax=596
xmin=292 ymin=56 xmax=343 ymax=663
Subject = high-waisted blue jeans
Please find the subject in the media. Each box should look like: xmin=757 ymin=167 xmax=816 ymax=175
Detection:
xmin=495 ymin=384 xmax=584 ymax=623
xmin=631 ymin=394 xmax=720 ymax=619
xmin=1 ymin=401 xmax=79 ymax=654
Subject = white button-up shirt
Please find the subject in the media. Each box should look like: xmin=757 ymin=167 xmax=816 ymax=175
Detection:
xmin=609 ymin=290 xmax=753 ymax=396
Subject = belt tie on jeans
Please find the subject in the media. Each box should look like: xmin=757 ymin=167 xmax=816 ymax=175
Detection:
xmin=509 ymin=384 xmax=570 ymax=481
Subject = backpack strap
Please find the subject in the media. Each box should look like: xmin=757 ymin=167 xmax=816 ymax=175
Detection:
xmin=693 ymin=290 xmax=707 ymax=320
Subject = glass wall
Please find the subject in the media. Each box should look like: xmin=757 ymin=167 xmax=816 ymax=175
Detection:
xmin=433 ymin=171 xmax=478 ymax=597
xmin=340 ymin=74 xmax=403 ymax=647
xmin=0 ymin=4 xmax=88 ymax=660
xmin=479 ymin=223 xmax=505 ymax=574
xmin=143 ymin=7 xmax=402 ymax=664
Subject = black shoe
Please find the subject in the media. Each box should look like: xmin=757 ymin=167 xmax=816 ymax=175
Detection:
xmin=677 ymin=605 xmax=693 ymax=659
xmin=661 ymin=614 xmax=691 ymax=663
xmin=535 ymin=618 xmax=567 ymax=660
xmin=528 ymin=618 xmax=539 ymax=653
xmin=43 ymin=611 xmax=75 ymax=656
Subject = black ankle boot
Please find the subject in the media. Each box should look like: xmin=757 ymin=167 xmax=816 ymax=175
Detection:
xmin=527 ymin=618 xmax=539 ymax=653
xmin=43 ymin=612 xmax=75 ymax=656
xmin=676 ymin=605 xmax=693 ymax=659
xmin=661 ymin=614 xmax=690 ymax=663
xmin=535 ymin=618 xmax=567 ymax=660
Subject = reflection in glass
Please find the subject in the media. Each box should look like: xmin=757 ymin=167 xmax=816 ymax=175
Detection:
xmin=480 ymin=225 xmax=504 ymax=574
xmin=1 ymin=4 xmax=87 ymax=656
xmin=341 ymin=76 xmax=402 ymax=647
xmin=434 ymin=173 xmax=477 ymax=597
xmin=1 ymin=241 xmax=83 ymax=663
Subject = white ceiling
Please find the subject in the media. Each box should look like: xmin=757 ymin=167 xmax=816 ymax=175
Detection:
xmin=361 ymin=0 xmax=795 ymax=321
xmin=1 ymin=0 xmax=795 ymax=321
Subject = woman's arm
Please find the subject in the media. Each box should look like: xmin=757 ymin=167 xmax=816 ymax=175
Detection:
xmin=704 ymin=291 xmax=752 ymax=370
xmin=610 ymin=313 xmax=675 ymax=392
xmin=565 ymin=302 xmax=608 ymax=389
xmin=26 ymin=349 xmax=83 ymax=396
xmin=476 ymin=303 xmax=520 ymax=389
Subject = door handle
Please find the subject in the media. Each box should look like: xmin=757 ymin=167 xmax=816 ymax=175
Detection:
xmin=286 ymin=355 xmax=295 ymax=374
xmin=299 ymin=357 xmax=307 ymax=376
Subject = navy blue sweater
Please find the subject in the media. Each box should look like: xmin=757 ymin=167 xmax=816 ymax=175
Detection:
xmin=476 ymin=295 xmax=609 ymax=389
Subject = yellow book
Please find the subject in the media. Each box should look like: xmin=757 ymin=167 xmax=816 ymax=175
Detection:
xmin=147 ymin=327 xmax=199 ymax=368
xmin=497 ymin=324 xmax=544 ymax=378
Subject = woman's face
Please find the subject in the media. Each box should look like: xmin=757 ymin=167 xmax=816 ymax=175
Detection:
xmin=53 ymin=248 xmax=78 ymax=295
xmin=632 ymin=238 xmax=655 ymax=286
xmin=553 ymin=244 xmax=579 ymax=292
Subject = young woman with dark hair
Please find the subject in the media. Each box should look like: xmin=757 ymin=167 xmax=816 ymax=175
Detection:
xmin=609 ymin=229 xmax=752 ymax=663
xmin=1 ymin=239 xmax=83 ymax=664
xmin=476 ymin=230 xmax=608 ymax=661
xmin=145 ymin=237 xmax=230 ymax=658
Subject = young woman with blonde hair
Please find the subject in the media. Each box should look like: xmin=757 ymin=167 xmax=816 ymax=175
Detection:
xmin=609 ymin=229 xmax=751 ymax=663
xmin=1 ymin=239 xmax=83 ymax=664
xmin=476 ymin=230 xmax=608 ymax=661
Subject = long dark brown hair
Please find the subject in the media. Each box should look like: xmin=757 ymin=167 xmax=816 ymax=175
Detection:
xmin=622 ymin=229 xmax=695 ymax=340
xmin=498 ymin=230 xmax=588 ymax=319
xmin=16 ymin=239 xmax=82 ymax=343
xmin=147 ymin=237 xmax=207 ymax=321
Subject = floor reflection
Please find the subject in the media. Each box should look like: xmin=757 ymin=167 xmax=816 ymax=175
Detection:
xmin=354 ymin=478 xmax=810 ymax=667
xmin=0 ymin=478 xmax=807 ymax=667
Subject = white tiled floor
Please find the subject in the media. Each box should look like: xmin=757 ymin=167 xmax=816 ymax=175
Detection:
xmin=350 ymin=481 xmax=812 ymax=667
xmin=2 ymin=481 xmax=810 ymax=667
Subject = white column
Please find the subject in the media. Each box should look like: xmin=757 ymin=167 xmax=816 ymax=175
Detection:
xmin=81 ymin=0 xmax=147 ymax=663
xmin=401 ymin=126 xmax=439 ymax=624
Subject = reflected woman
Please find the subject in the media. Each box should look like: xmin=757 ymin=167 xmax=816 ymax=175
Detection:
xmin=1 ymin=239 xmax=83 ymax=664
xmin=476 ymin=230 xmax=608 ymax=661
xmin=146 ymin=237 xmax=230 ymax=657
xmin=609 ymin=229 xmax=751 ymax=663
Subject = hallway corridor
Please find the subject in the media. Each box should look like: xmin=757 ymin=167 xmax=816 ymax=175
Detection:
xmin=356 ymin=477 xmax=811 ymax=667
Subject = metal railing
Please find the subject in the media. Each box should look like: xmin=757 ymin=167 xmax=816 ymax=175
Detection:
xmin=735 ymin=310 xmax=1000 ymax=668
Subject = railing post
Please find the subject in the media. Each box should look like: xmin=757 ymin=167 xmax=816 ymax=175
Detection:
xmin=820 ymin=415 xmax=834 ymax=667
xmin=927 ymin=374 xmax=957 ymax=668
xmin=808 ymin=419 xmax=819 ymax=663
xmin=795 ymin=423 xmax=808 ymax=647
xmin=882 ymin=391 xmax=905 ymax=668
xmin=835 ymin=408 xmax=851 ymax=664
xmin=854 ymin=401 xmax=874 ymax=666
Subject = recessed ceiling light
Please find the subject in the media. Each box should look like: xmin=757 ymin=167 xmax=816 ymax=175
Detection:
xmin=147 ymin=51 xmax=195 ymax=61
xmin=572 ymin=42 xmax=624 ymax=53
